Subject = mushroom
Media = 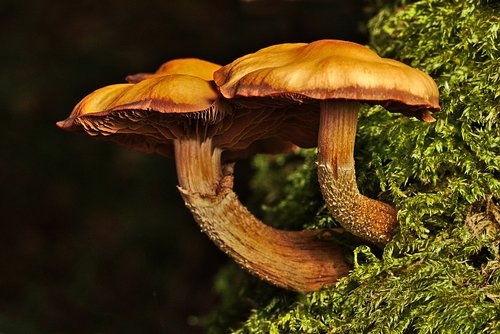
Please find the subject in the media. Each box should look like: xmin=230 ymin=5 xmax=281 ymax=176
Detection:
xmin=214 ymin=39 xmax=441 ymax=246
xmin=58 ymin=58 xmax=350 ymax=292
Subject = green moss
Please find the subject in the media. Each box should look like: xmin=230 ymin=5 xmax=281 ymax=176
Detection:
xmin=250 ymin=150 xmax=337 ymax=231
xmin=206 ymin=0 xmax=500 ymax=332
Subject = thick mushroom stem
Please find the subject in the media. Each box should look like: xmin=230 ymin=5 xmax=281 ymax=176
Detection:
xmin=317 ymin=100 xmax=398 ymax=246
xmin=174 ymin=137 xmax=222 ymax=195
xmin=173 ymin=135 xmax=349 ymax=292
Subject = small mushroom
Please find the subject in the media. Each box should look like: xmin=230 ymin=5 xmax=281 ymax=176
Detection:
xmin=58 ymin=59 xmax=350 ymax=292
xmin=214 ymin=39 xmax=441 ymax=246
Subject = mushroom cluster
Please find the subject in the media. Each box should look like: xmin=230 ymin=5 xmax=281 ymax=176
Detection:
xmin=58 ymin=40 xmax=440 ymax=292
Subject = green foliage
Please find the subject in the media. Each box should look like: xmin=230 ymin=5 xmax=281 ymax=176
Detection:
xmin=207 ymin=0 xmax=500 ymax=332
xmin=250 ymin=150 xmax=336 ymax=231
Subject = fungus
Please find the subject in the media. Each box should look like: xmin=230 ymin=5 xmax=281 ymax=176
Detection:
xmin=57 ymin=59 xmax=350 ymax=292
xmin=125 ymin=57 xmax=221 ymax=83
xmin=214 ymin=39 xmax=441 ymax=246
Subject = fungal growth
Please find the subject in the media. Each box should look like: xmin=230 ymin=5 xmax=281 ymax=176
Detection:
xmin=57 ymin=58 xmax=349 ymax=292
xmin=125 ymin=57 xmax=221 ymax=83
xmin=214 ymin=40 xmax=441 ymax=246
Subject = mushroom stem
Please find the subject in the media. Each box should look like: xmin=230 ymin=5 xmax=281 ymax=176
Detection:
xmin=174 ymin=135 xmax=349 ymax=292
xmin=174 ymin=137 xmax=222 ymax=195
xmin=317 ymin=100 xmax=398 ymax=246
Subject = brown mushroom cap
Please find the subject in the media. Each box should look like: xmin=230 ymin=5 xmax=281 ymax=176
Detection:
xmin=58 ymin=72 xmax=295 ymax=159
xmin=214 ymin=39 xmax=440 ymax=120
xmin=62 ymin=75 xmax=218 ymax=121
xmin=126 ymin=58 xmax=222 ymax=83
xmin=56 ymin=75 xmax=218 ymax=155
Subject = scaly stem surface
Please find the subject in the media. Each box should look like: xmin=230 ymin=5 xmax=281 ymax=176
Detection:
xmin=317 ymin=100 xmax=398 ymax=246
xmin=174 ymin=135 xmax=349 ymax=292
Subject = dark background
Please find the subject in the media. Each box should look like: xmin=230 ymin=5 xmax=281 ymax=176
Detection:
xmin=1 ymin=0 xmax=366 ymax=332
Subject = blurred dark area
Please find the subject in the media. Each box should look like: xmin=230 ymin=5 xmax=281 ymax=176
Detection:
xmin=0 ymin=0 xmax=366 ymax=332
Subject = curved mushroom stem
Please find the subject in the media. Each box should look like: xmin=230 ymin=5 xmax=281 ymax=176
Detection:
xmin=174 ymin=135 xmax=349 ymax=292
xmin=317 ymin=100 xmax=398 ymax=247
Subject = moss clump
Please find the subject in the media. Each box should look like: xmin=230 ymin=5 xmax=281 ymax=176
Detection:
xmin=205 ymin=0 xmax=500 ymax=332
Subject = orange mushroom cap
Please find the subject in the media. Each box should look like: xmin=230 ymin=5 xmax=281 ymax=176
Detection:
xmin=58 ymin=62 xmax=295 ymax=159
xmin=214 ymin=39 xmax=440 ymax=121
xmin=126 ymin=58 xmax=222 ymax=83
